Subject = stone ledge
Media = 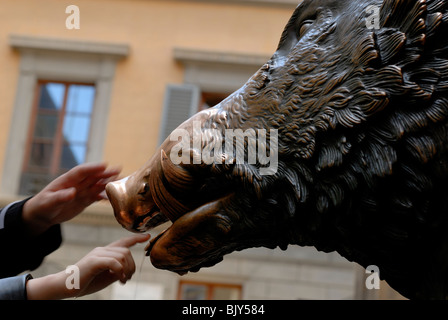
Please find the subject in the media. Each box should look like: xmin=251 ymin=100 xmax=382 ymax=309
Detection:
xmin=165 ymin=0 xmax=299 ymax=8
xmin=9 ymin=34 xmax=129 ymax=59
xmin=174 ymin=47 xmax=270 ymax=67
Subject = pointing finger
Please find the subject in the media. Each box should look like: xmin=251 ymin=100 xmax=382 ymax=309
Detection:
xmin=108 ymin=234 xmax=151 ymax=249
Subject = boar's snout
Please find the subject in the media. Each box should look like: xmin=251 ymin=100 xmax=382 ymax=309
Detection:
xmin=106 ymin=177 xmax=135 ymax=231
xmin=106 ymin=175 xmax=169 ymax=233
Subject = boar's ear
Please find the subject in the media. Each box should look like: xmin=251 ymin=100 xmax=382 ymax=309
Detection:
xmin=275 ymin=2 xmax=303 ymax=55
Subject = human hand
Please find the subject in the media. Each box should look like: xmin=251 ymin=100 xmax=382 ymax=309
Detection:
xmin=22 ymin=163 xmax=121 ymax=235
xmin=72 ymin=233 xmax=151 ymax=297
xmin=26 ymin=234 xmax=151 ymax=300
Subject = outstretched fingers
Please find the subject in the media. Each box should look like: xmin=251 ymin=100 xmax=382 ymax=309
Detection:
xmin=57 ymin=163 xmax=121 ymax=191
xmin=63 ymin=163 xmax=122 ymax=205
xmin=75 ymin=165 xmax=121 ymax=190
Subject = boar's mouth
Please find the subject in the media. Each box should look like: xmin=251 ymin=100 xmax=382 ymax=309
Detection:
xmin=144 ymin=193 xmax=236 ymax=276
xmin=106 ymin=149 xmax=196 ymax=233
xmin=107 ymin=148 xmax=234 ymax=274
xmin=144 ymin=150 xmax=235 ymax=274
xmin=132 ymin=204 xmax=167 ymax=232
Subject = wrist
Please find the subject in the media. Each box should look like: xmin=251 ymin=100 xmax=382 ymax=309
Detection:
xmin=22 ymin=198 xmax=51 ymax=235
xmin=26 ymin=271 xmax=72 ymax=300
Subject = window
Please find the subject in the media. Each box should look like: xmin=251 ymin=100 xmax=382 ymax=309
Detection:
xmin=158 ymin=84 xmax=200 ymax=145
xmin=178 ymin=280 xmax=242 ymax=300
xmin=160 ymin=47 xmax=265 ymax=146
xmin=2 ymin=34 xmax=128 ymax=196
xmin=199 ymin=91 xmax=230 ymax=111
xmin=19 ymin=80 xmax=96 ymax=195
xmin=158 ymin=87 xmax=231 ymax=145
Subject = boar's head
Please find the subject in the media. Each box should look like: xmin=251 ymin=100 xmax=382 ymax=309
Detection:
xmin=107 ymin=0 xmax=448 ymax=299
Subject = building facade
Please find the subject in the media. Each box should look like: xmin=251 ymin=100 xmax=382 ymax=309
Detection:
xmin=0 ymin=0 xmax=403 ymax=299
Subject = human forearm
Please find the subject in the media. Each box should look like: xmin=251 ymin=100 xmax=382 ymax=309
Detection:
xmin=0 ymin=199 xmax=62 ymax=279
xmin=26 ymin=271 xmax=72 ymax=300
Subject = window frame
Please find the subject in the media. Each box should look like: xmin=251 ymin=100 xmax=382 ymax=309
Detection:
xmin=1 ymin=34 xmax=128 ymax=196
xmin=22 ymin=79 xmax=96 ymax=177
xmin=177 ymin=280 xmax=242 ymax=300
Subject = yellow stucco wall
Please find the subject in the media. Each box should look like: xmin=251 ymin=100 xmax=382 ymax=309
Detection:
xmin=0 ymin=0 xmax=295 ymax=179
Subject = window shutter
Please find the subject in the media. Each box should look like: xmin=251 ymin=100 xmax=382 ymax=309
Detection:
xmin=158 ymin=84 xmax=200 ymax=145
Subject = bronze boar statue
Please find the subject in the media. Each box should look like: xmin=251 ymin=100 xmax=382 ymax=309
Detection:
xmin=106 ymin=0 xmax=448 ymax=299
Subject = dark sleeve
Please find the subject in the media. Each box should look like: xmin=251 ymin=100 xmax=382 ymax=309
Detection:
xmin=0 ymin=199 xmax=62 ymax=279
xmin=0 ymin=274 xmax=33 ymax=300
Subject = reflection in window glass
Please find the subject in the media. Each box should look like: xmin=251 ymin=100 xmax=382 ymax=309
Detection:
xmin=33 ymin=114 xmax=59 ymax=139
xmin=61 ymin=144 xmax=86 ymax=169
xmin=63 ymin=116 xmax=91 ymax=143
xmin=66 ymin=84 xmax=95 ymax=114
xmin=62 ymin=84 xmax=95 ymax=168
xmin=39 ymin=83 xmax=65 ymax=110
xmin=29 ymin=143 xmax=53 ymax=168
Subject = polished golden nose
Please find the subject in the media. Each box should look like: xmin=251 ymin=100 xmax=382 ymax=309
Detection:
xmin=106 ymin=176 xmax=129 ymax=198
xmin=106 ymin=176 xmax=133 ymax=229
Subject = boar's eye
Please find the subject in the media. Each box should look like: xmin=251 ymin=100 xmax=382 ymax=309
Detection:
xmin=299 ymin=20 xmax=314 ymax=37
xmin=138 ymin=183 xmax=150 ymax=197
